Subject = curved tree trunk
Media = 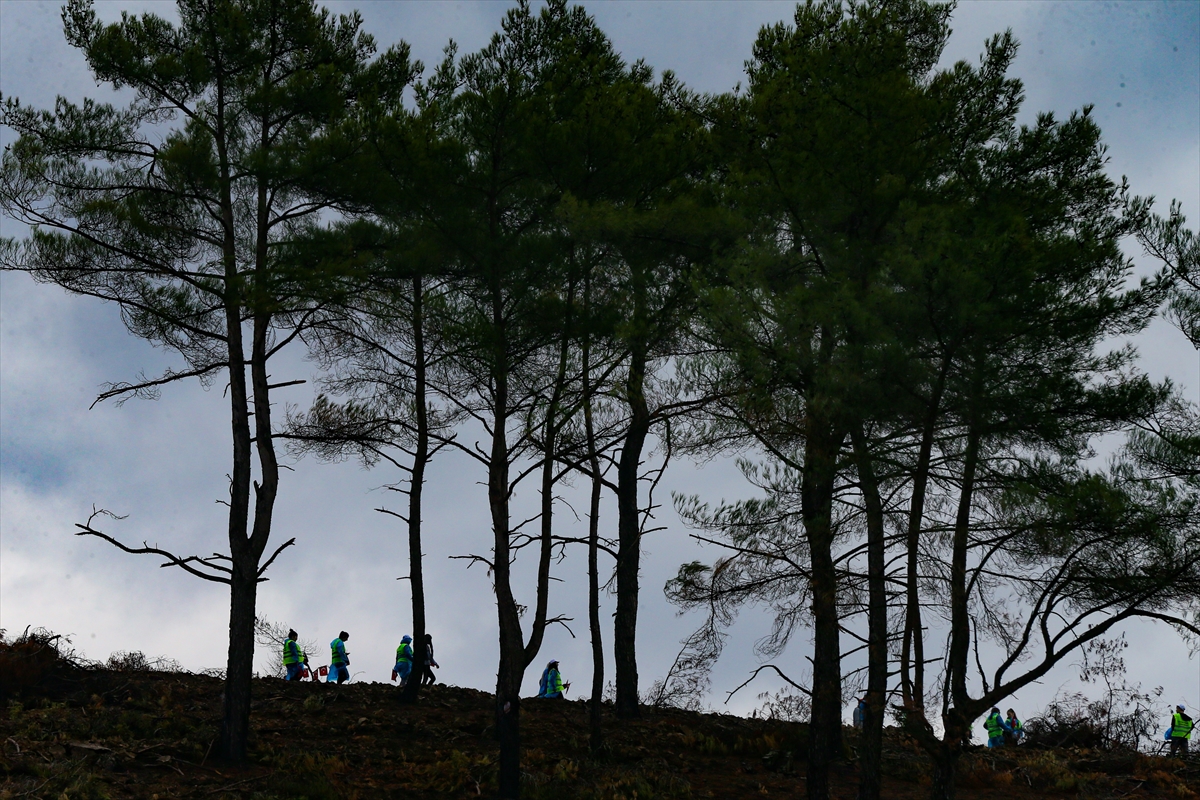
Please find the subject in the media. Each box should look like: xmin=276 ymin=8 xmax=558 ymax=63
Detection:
xmin=614 ymin=342 xmax=649 ymax=719
xmin=901 ymin=364 xmax=946 ymax=721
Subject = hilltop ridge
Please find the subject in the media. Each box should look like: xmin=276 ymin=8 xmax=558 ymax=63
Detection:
xmin=1 ymin=633 xmax=1197 ymax=798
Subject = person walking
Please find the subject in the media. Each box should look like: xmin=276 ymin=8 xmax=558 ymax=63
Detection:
xmin=852 ymin=696 xmax=866 ymax=730
xmin=983 ymin=707 xmax=1011 ymax=748
xmin=1167 ymin=704 xmax=1193 ymax=757
xmin=282 ymin=629 xmax=308 ymax=681
xmin=537 ymin=659 xmax=569 ymax=699
xmin=328 ymin=631 xmax=350 ymax=684
xmin=419 ymin=633 xmax=439 ymax=686
xmin=1005 ymin=708 xmax=1024 ymax=745
xmin=393 ymin=635 xmax=414 ymax=687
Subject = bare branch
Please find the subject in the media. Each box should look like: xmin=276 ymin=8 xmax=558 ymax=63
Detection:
xmin=74 ymin=510 xmax=230 ymax=585
xmin=725 ymin=664 xmax=812 ymax=705
xmin=256 ymin=537 xmax=296 ymax=578
xmin=92 ymin=363 xmax=225 ymax=409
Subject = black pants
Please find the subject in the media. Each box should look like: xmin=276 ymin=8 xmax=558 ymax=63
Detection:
xmin=1170 ymin=737 xmax=1189 ymax=757
xmin=419 ymin=664 xmax=436 ymax=685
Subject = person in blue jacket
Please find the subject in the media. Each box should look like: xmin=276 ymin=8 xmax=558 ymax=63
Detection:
xmin=328 ymin=631 xmax=350 ymax=684
xmin=983 ymin=707 xmax=1012 ymax=747
xmin=852 ymin=696 xmax=867 ymax=729
xmin=1005 ymin=708 xmax=1024 ymax=745
xmin=537 ymin=659 xmax=569 ymax=698
xmin=393 ymin=635 xmax=414 ymax=687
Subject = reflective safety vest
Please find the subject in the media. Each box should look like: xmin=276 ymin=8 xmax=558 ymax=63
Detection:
xmin=1172 ymin=713 xmax=1194 ymax=740
xmin=539 ymin=668 xmax=564 ymax=698
xmin=1009 ymin=717 xmax=1023 ymax=732
xmin=330 ymin=638 xmax=348 ymax=666
xmin=282 ymin=638 xmax=303 ymax=666
xmin=396 ymin=643 xmax=413 ymax=664
xmin=984 ymin=713 xmax=1005 ymax=739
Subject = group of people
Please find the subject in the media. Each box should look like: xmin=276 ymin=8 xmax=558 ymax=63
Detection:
xmin=280 ymin=630 xmax=439 ymax=687
xmin=850 ymin=698 xmax=1025 ymax=746
xmin=983 ymin=704 xmax=1195 ymax=756
xmin=280 ymin=629 xmax=572 ymax=699
xmin=391 ymin=633 xmax=440 ymax=688
xmin=982 ymin=707 xmax=1026 ymax=747
xmin=282 ymin=635 xmax=1196 ymax=757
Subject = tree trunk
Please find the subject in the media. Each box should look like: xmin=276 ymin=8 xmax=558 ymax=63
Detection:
xmin=614 ymin=343 xmax=649 ymax=719
xmin=492 ymin=394 xmax=525 ymax=799
xmin=402 ymin=276 xmax=430 ymax=704
xmin=587 ymin=463 xmax=604 ymax=751
xmin=804 ymin=421 xmax=845 ymax=800
xmin=219 ymin=570 xmax=257 ymax=761
xmin=214 ymin=78 xmax=256 ymax=764
xmin=851 ymin=428 xmax=886 ymax=800
xmin=583 ymin=301 xmax=604 ymax=752
xmin=523 ymin=292 xmax=573 ymax=670
xmin=928 ymin=745 xmax=960 ymax=800
xmin=947 ymin=425 xmax=981 ymax=706
xmin=487 ymin=266 xmax=525 ymax=798
xmin=496 ymin=637 xmax=524 ymax=800
xmin=900 ymin=366 xmax=945 ymax=719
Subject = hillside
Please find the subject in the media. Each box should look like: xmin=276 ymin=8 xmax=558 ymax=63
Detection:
xmin=2 ymin=634 xmax=1197 ymax=799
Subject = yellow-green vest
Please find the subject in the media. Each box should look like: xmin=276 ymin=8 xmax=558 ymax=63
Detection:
xmin=282 ymin=638 xmax=303 ymax=666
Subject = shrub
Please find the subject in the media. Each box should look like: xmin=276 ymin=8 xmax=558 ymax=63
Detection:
xmin=0 ymin=627 xmax=86 ymax=701
xmin=104 ymin=650 xmax=182 ymax=673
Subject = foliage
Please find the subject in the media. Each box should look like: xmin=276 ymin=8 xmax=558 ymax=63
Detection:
xmin=1022 ymin=637 xmax=1164 ymax=753
xmin=3 ymin=0 xmax=1199 ymax=797
xmin=104 ymin=651 xmax=183 ymax=674
xmin=752 ymin=688 xmax=813 ymax=724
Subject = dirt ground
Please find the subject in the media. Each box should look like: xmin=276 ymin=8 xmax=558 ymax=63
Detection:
xmin=1 ymin=664 xmax=1197 ymax=799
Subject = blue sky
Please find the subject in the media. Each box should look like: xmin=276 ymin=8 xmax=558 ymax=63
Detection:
xmin=1 ymin=0 xmax=1198 ymax=724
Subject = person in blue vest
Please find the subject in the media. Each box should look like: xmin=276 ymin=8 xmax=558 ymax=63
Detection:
xmin=1005 ymin=708 xmax=1024 ymax=745
xmin=1166 ymin=704 xmax=1193 ymax=757
xmin=537 ymin=659 xmax=569 ymax=699
xmin=393 ymin=635 xmax=414 ymax=687
xmin=328 ymin=631 xmax=350 ymax=684
xmin=282 ymin=629 xmax=308 ymax=681
xmin=983 ymin=707 xmax=1012 ymax=747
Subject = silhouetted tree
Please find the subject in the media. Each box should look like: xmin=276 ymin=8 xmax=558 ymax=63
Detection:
xmin=0 ymin=0 xmax=412 ymax=761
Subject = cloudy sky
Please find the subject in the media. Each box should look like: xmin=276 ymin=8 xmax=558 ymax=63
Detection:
xmin=2 ymin=0 xmax=1198 ymax=725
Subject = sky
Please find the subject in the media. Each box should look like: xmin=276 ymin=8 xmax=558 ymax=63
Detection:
xmin=1 ymin=0 xmax=1198 ymax=729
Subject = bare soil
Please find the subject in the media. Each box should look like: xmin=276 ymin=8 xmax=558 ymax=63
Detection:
xmin=1 ymin=661 xmax=1197 ymax=799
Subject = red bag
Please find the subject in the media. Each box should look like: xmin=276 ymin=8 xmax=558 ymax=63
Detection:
xmin=391 ymin=670 xmax=398 ymax=682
